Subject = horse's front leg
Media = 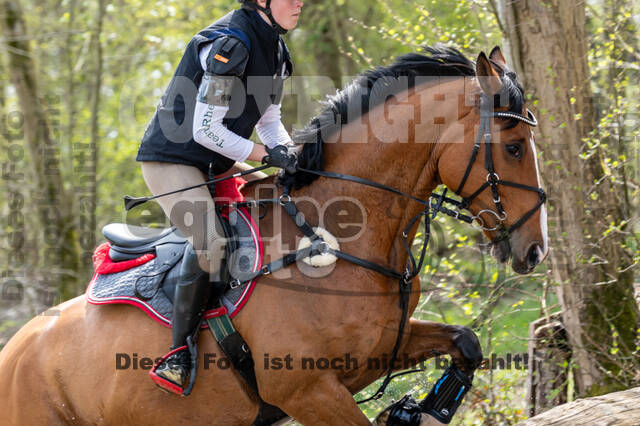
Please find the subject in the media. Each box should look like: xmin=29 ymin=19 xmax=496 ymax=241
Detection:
xmin=400 ymin=318 xmax=483 ymax=373
xmin=371 ymin=319 xmax=483 ymax=425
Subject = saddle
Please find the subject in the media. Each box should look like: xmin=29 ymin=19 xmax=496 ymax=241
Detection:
xmin=86 ymin=205 xmax=263 ymax=325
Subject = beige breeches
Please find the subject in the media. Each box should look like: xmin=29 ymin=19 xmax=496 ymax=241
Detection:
xmin=140 ymin=161 xmax=267 ymax=275
xmin=140 ymin=162 xmax=225 ymax=275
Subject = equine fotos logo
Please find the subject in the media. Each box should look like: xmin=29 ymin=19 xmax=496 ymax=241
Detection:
xmin=35 ymin=287 xmax=62 ymax=317
xmin=122 ymin=182 xmax=371 ymax=283
xmin=1 ymin=278 xmax=24 ymax=303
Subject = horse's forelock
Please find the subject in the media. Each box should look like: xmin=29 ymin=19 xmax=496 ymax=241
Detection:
xmin=498 ymin=68 xmax=526 ymax=129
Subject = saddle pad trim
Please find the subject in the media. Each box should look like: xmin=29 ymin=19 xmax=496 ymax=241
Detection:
xmin=86 ymin=207 xmax=262 ymax=326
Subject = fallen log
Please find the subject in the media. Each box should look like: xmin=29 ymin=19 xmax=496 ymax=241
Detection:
xmin=517 ymin=386 xmax=640 ymax=425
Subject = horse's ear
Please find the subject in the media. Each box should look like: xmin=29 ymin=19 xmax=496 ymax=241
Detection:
xmin=489 ymin=46 xmax=507 ymax=68
xmin=476 ymin=51 xmax=502 ymax=96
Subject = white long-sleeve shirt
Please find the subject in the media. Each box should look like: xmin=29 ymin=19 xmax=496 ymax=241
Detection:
xmin=192 ymin=42 xmax=292 ymax=162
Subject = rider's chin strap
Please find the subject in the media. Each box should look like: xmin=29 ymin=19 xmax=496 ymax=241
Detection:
xmin=241 ymin=1 xmax=288 ymax=35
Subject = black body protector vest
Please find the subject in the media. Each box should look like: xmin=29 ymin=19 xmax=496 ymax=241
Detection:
xmin=136 ymin=8 xmax=292 ymax=175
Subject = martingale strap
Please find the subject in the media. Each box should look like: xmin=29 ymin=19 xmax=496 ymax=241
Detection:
xmin=228 ymin=190 xmax=429 ymax=285
xmin=228 ymin=195 xmax=428 ymax=284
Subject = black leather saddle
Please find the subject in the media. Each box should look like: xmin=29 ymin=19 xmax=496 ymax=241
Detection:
xmin=102 ymin=224 xmax=195 ymax=304
xmin=100 ymin=206 xmax=258 ymax=307
xmin=104 ymin=224 xmax=188 ymax=261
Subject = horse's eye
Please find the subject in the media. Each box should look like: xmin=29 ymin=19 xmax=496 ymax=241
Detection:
xmin=506 ymin=143 xmax=522 ymax=159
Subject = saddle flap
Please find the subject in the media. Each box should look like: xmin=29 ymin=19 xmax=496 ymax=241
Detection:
xmin=224 ymin=209 xmax=262 ymax=284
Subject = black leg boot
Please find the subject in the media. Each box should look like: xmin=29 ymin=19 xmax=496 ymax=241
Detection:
xmin=150 ymin=244 xmax=213 ymax=395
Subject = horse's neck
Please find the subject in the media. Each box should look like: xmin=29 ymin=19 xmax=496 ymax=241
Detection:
xmin=293 ymin=81 xmax=462 ymax=269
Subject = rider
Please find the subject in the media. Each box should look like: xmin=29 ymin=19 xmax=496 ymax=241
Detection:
xmin=136 ymin=0 xmax=303 ymax=394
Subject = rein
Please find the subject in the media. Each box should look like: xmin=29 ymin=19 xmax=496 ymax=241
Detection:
xmin=230 ymin=179 xmax=430 ymax=404
xmin=225 ymin=95 xmax=546 ymax=402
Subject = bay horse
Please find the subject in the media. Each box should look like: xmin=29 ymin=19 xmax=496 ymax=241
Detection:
xmin=0 ymin=46 xmax=547 ymax=425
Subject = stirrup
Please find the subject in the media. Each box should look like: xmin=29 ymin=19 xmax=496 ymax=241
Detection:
xmin=150 ymin=336 xmax=199 ymax=397
xmin=149 ymin=346 xmax=189 ymax=395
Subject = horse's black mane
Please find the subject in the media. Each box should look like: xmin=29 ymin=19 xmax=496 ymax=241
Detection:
xmin=281 ymin=45 xmax=525 ymax=189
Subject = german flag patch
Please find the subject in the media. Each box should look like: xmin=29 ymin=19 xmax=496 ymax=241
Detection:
xmin=214 ymin=54 xmax=230 ymax=64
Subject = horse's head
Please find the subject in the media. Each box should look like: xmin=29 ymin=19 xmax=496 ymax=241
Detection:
xmin=437 ymin=47 xmax=548 ymax=274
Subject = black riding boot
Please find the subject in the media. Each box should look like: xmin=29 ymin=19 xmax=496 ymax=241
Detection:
xmin=151 ymin=244 xmax=213 ymax=395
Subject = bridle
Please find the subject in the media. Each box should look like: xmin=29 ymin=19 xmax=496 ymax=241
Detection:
xmin=430 ymin=94 xmax=546 ymax=246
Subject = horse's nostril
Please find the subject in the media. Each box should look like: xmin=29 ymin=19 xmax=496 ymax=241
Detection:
xmin=527 ymin=244 xmax=542 ymax=268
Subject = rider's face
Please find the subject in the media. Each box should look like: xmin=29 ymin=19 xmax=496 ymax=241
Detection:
xmin=258 ymin=0 xmax=304 ymax=30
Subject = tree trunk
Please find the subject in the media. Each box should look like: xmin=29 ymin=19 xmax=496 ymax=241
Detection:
xmin=526 ymin=312 xmax=572 ymax=416
xmin=602 ymin=0 xmax=632 ymax=221
xmin=82 ymin=0 xmax=105 ymax=269
xmin=1 ymin=0 xmax=81 ymax=300
xmin=0 ymin=60 xmax=5 ymax=110
xmin=65 ymin=0 xmax=77 ymax=177
xmin=303 ymin=2 xmax=344 ymax=89
xmin=496 ymin=0 xmax=640 ymax=397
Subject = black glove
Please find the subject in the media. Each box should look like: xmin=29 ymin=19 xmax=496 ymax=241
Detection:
xmin=262 ymin=145 xmax=297 ymax=174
